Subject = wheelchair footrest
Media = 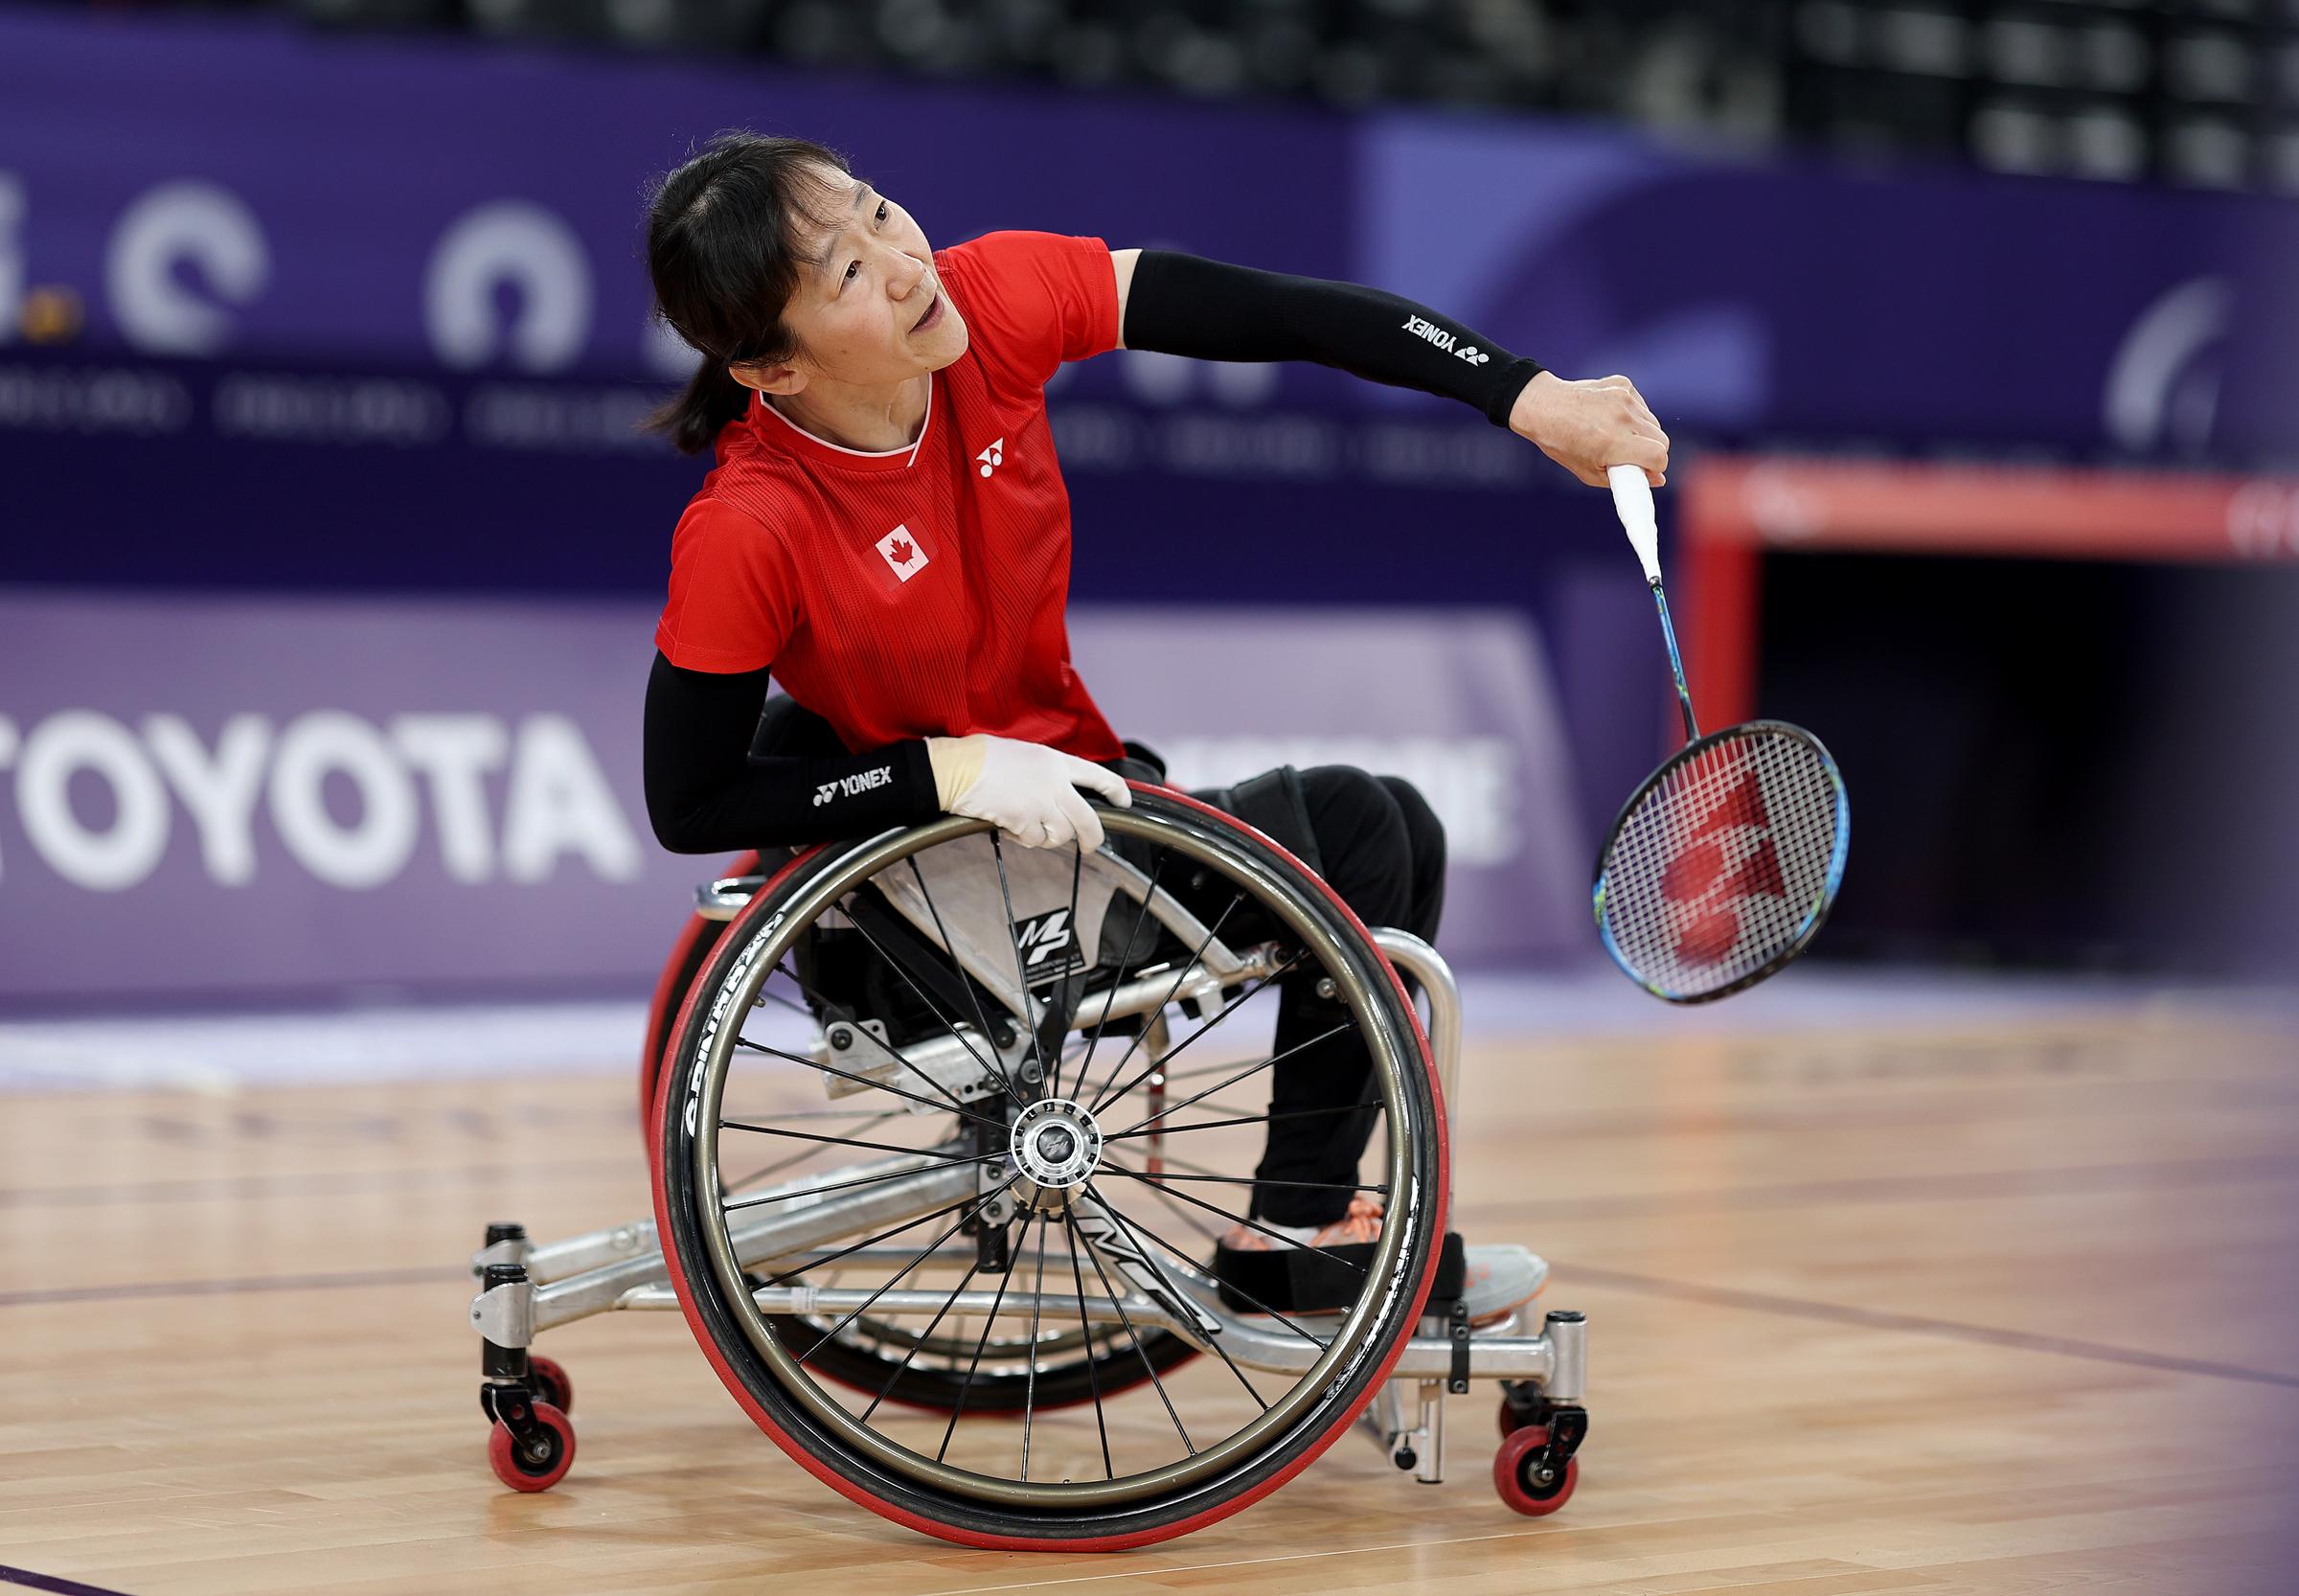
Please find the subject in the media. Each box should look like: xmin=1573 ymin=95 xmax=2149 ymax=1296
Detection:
xmin=1215 ymin=1230 xmax=1465 ymax=1314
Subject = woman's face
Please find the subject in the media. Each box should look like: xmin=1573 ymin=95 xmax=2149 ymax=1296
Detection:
xmin=749 ymin=167 xmax=968 ymax=394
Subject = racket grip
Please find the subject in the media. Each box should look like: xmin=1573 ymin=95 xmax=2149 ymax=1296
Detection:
xmin=1607 ymin=463 xmax=1662 ymax=586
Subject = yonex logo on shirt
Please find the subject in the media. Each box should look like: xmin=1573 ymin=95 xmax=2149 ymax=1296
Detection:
xmin=976 ymin=438 xmax=1005 ymax=478
xmin=813 ymin=764 xmax=895 ymax=807
xmin=876 ymin=524 xmax=929 ymax=582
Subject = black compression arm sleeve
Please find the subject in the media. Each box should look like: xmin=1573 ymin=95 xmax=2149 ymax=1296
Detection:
xmin=1120 ymin=250 xmax=1544 ymax=427
xmin=642 ymin=652 xmax=940 ymax=854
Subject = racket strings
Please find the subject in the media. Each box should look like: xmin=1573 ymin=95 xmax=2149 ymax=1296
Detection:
xmin=1602 ymin=727 xmax=1844 ymax=999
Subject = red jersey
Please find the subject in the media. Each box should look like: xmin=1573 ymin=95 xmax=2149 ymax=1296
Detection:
xmin=654 ymin=230 xmax=1126 ymax=763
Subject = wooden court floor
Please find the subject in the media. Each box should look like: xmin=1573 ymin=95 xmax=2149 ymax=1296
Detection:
xmin=4 ymin=998 xmax=2296 ymax=1595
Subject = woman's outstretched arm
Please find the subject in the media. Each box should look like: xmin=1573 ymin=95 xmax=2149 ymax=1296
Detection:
xmin=1114 ymin=247 xmax=1669 ymax=489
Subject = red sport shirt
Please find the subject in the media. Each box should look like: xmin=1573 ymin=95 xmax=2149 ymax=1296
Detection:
xmin=654 ymin=230 xmax=1127 ymax=764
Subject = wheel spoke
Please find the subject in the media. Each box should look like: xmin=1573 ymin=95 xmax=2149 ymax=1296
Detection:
xmin=1074 ymin=1217 xmax=1195 ymax=1455
xmin=1101 ymin=1167 xmax=1387 ymax=1197
xmin=764 ymin=957 xmax=989 ymax=1118
xmin=734 ymin=1036 xmax=1004 ymax=1128
xmin=1045 ymin=840 xmax=1086 ymax=1103
xmin=1127 ymin=1173 xmax=1226 ymax=1245
xmin=723 ymin=1109 xmax=898 ymax=1192
xmin=1084 ymin=1190 xmax=1266 ymax=1413
xmin=1100 ymin=1158 xmax=1369 ymax=1274
xmin=986 ymin=831 xmax=1055 ymax=1097
xmin=727 ymin=1151 xmax=1007 ymax=1213
xmin=841 ymin=900 xmax=1020 ymax=1107
xmin=717 ymin=1121 xmax=978 ymax=1161
xmin=798 ymin=1176 xmax=1021 ymax=1362
xmin=902 ymin=855 xmax=1028 ymax=1105
xmin=1019 ymin=1213 xmax=1050 ymax=1480
xmin=1089 ymin=951 xmax=1305 ymax=1115
xmin=1087 ymin=1192 xmax=1336 ymax=1349
xmin=1067 ymin=855 xmax=1168 ymax=1111
xmin=1081 ymin=894 xmax=1242 ymax=1110
xmin=936 ymin=1212 xmax=1036 ymax=1464
xmin=1105 ymin=1019 xmax=1356 ymax=1140
xmin=1061 ymin=1222 xmax=1117 ymax=1480
xmin=860 ymin=1256 xmax=985 ymax=1423
xmin=762 ymin=1189 xmax=990 ymax=1285
xmin=1103 ymin=1100 xmax=1383 ymax=1142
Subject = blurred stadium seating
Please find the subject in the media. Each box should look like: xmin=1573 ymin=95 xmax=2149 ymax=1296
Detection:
xmin=63 ymin=0 xmax=2299 ymax=193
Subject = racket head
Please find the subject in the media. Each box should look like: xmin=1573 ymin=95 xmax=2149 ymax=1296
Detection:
xmin=1594 ymin=719 xmax=1850 ymax=1004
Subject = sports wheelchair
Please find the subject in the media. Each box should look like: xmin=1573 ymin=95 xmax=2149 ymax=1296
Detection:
xmin=467 ymin=783 xmax=1589 ymax=1549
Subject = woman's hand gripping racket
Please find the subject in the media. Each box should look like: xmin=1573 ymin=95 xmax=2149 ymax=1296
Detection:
xmin=1594 ymin=465 xmax=1851 ymax=1002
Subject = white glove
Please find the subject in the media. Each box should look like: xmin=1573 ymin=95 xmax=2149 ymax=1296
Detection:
xmin=925 ymin=734 xmax=1131 ymax=852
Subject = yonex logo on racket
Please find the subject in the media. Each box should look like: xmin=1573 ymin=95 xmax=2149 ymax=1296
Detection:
xmin=1662 ymin=763 xmax=1788 ymax=967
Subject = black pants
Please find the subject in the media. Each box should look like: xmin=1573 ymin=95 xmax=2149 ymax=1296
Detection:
xmin=748 ymin=701 xmax=1446 ymax=1228
xmin=1147 ymin=762 xmax=1445 ymax=1227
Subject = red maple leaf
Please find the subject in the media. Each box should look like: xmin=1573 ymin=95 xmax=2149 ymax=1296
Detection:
xmin=888 ymin=537 xmax=916 ymax=565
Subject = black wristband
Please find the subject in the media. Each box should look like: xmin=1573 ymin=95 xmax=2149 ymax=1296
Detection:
xmin=1122 ymin=250 xmax=1543 ymax=428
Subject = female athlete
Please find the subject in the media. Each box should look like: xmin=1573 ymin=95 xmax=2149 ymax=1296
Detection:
xmin=639 ymin=132 xmax=1668 ymax=1316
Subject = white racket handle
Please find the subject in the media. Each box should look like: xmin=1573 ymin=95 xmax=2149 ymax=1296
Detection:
xmin=1607 ymin=463 xmax=1662 ymax=586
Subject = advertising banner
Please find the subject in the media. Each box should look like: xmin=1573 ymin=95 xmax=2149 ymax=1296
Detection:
xmin=0 ymin=592 xmax=1584 ymax=1005
xmin=1 ymin=7 xmax=2290 ymax=462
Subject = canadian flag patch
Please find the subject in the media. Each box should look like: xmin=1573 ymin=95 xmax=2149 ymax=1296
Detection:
xmin=876 ymin=524 xmax=929 ymax=582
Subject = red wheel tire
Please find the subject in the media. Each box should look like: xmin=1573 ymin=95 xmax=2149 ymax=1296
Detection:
xmin=639 ymin=850 xmax=761 ymax=1145
xmin=1492 ymin=1425 xmax=1576 ymax=1517
xmin=526 ymin=1355 xmax=573 ymax=1416
xmin=488 ymin=1402 xmax=575 ymax=1493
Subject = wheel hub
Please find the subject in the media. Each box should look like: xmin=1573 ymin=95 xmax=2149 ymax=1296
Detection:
xmin=1009 ymin=1098 xmax=1103 ymax=1213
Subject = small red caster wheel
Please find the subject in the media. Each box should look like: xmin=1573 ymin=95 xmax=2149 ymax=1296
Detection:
xmin=1493 ymin=1425 xmax=1577 ymax=1516
xmin=526 ymin=1355 xmax=573 ymax=1415
xmin=489 ymin=1402 xmax=575 ymax=1493
xmin=1498 ymin=1398 xmax=1536 ymax=1453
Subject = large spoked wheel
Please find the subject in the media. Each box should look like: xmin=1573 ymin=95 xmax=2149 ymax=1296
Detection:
xmin=642 ymin=848 xmax=1200 ymax=1413
xmin=652 ymin=786 xmax=1448 ymax=1549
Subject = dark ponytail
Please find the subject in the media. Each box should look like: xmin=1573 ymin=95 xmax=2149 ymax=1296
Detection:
xmin=641 ymin=131 xmax=853 ymax=457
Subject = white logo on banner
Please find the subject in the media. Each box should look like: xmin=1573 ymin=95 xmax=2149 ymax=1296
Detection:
xmin=0 ymin=710 xmax=639 ymax=892
xmin=105 ymin=180 xmax=272 ymax=356
xmin=424 ymin=200 xmax=594 ymax=373
xmin=2105 ymin=275 xmax=2229 ymax=455
xmin=1161 ymin=735 xmax=1522 ymax=868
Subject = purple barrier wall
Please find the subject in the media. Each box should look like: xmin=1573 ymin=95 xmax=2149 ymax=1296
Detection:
xmin=0 ymin=592 xmax=1583 ymax=1006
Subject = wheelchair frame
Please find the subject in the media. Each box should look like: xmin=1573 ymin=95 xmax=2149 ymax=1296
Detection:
xmin=468 ymin=832 xmax=1589 ymax=1518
